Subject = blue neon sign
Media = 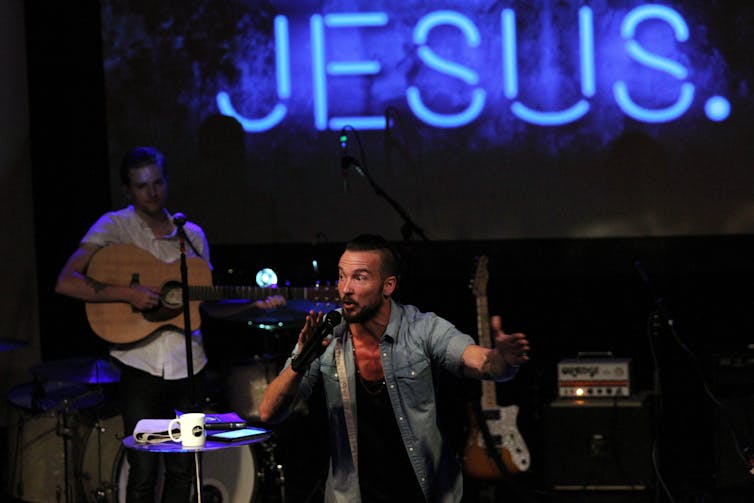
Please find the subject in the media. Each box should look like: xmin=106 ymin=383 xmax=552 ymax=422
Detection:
xmin=216 ymin=3 xmax=731 ymax=132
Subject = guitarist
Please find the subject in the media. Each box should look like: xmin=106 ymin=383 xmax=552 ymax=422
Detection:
xmin=55 ymin=146 xmax=283 ymax=503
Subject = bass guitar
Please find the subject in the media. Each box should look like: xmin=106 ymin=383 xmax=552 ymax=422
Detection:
xmin=84 ymin=244 xmax=338 ymax=344
xmin=462 ymin=255 xmax=531 ymax=479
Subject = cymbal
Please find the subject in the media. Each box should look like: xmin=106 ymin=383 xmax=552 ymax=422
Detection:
xmin=0 ymin=338 xmax=27 ymax=352
xmin=33 ymin=357 xmax=121 ymax=384
xmin=7 ymin=380 xmax=104 ymax=412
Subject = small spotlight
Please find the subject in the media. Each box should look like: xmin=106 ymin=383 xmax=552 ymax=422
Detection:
xmin=575 ymin=388 xmax=585 ymax=397
xmin=256 ymin=268 xmax=278 ymax=288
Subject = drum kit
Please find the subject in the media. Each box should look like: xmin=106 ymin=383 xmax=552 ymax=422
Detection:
xmin=4 ymin=299 xmax=335 ymax=502
xmin=6 ymin=355 xmax=121 ymax=503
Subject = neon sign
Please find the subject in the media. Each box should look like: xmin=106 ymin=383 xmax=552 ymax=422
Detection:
xmin=216 ymin=4 xmax=731 ymax=132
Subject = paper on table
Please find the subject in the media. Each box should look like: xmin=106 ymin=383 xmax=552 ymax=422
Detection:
xmin=132 ymin=419 xmax=174 ymax=444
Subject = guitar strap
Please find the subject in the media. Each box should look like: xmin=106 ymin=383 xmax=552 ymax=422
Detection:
xmin=469 ymin=397 xmax=510 ymax=479
xmin=335 ymin=336 xmax=359 ymax=473
xmin=469 ymin=396 xmax=537 ymax=503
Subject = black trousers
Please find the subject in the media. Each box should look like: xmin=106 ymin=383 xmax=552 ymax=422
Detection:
xmin=119 ymin=363 xmax=205 ymax=503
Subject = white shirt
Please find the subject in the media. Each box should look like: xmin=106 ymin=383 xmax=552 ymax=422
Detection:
xmin=82 ymin=205 xmax=210 ymax=379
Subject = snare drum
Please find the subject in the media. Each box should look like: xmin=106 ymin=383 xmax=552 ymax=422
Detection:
xmin=80 ymin=414 xmax=262 ymax=502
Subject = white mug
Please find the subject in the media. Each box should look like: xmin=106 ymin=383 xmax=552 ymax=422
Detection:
xmin=168 ymin=412 xmax=206 ymax=447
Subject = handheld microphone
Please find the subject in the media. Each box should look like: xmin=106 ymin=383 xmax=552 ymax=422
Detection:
xmin=291 ymin=310 xmax=342 ymax=373
xmin=173 ymin=212 xmax=188 ymax=226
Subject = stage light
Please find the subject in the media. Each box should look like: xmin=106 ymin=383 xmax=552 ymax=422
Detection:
xmin=256 ymin=268 xmax=278 ymax=288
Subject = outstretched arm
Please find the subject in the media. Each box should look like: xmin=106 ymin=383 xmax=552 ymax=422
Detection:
xmin=462 ymin=315 xmax=530 ymax=381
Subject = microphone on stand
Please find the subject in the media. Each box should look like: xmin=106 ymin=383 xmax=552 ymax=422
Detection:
xmin=173 ymin=212 xmax=188 ymax=227
xmin=291 ymin=310 xmax=342 ymax=373
xmin=340 ymin=129 xmax=350 ymax=193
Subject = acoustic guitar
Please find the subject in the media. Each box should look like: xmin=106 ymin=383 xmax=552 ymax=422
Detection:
xmin=84 ymin=244 xmax=338 ymax=344
xmin=462 ymin=255 xmax=531 ymax=479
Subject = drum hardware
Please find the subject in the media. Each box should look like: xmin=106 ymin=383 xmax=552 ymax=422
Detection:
xmin=255 ymin=438 xmax=287 ymax=502
xmin=6 ymin=376 xmax=116 ymax=502
xmin=85 ymin=416 xmax=123 ymax=502
xmin=7 ymin=405 xmax=83 ymax=503
xmin=59 ymin=399 xmax=78 ymax=503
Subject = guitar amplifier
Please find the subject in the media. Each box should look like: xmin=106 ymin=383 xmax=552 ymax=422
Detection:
xmin=558 ymin=358 xmax=631 ymax=398
xmin=544 ymin=395 xmax=653 ymax=491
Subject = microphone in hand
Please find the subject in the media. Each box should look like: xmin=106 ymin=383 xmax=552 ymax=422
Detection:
xmin=291 ymin=310 xmax=342 ymax=373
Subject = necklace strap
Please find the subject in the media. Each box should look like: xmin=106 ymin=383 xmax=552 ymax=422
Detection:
xmin=353 ymin=345 xmax=385 ymax=395
xmin=336 ymin=337 xmax=358 ymax=473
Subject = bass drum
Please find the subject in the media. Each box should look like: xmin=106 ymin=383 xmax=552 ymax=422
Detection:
xmin=199 ymin=445 xmax=259 ymax=502
xmin=7 ymin=411 xmax=77 ymax=503
xmin=80 ymin=414 xmax=260 ymax=502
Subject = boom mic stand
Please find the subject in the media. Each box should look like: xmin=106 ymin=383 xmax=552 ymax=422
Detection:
xmin=343 ymin=125 xmax=429 ymax=242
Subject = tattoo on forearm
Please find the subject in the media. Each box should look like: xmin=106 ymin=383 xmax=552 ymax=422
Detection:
xmin=481 ymin=351 xmax=505 ymax=379
xmin=85 ymin=276 xmax=106 ymax=294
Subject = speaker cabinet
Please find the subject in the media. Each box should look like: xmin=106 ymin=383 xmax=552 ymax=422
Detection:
xmin=544 ymin=396 xmax=653 ymax=491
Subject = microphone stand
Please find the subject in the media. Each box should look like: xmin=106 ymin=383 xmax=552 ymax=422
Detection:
xmin=174 ymin=216 xmax=205 ymax=502
xmin=174 ymin=217 xmax=197 ymax=410
xmin=345 ymin=122 xmax=428 ymax=242
xmin=634 ymin=260 xmax=675 ymax=503
xmin=384 ymin=107 xmax=421 ymax=175
xmin=353 ymin=162 xmax=428 ymax=242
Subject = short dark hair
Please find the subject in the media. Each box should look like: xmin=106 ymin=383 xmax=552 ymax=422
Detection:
xmin=120 ymin=146 xmax=166 ymax=185
xmin=345 ymin=234 xmax=401 ymax=279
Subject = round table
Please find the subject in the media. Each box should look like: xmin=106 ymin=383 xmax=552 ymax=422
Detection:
xmin=122 ymin=429 xmax=271 ymax=502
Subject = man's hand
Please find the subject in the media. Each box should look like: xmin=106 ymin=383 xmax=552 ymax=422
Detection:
xmin=253 ymin=294 xmax=287 ymax=310
xmin=491 ymin=315 xmax=530 ymax=366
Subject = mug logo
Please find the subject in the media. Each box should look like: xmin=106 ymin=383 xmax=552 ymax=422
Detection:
xmin=192 ymin=425 xmax=204 ymax=437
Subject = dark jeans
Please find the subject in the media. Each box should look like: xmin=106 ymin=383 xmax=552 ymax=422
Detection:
xmin=119 ymin=363 xmax=205 ymax=503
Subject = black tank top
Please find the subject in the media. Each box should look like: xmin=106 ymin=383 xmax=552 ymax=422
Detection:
xmin=356 ymin=375 xmax=426 ymax=502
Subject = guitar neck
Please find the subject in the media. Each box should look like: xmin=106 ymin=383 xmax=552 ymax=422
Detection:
xmin=188 ymin=284 xmax=336 ymax=303
xmin=476 ymin=294 xmax=498 ymax=410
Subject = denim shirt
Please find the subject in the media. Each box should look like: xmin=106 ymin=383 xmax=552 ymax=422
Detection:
xmin=286 ymin=299 xmax=475 ymax=503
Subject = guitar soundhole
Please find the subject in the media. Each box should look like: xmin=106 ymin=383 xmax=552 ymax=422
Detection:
xmin=161 ymin=282 xmax=184 ymax=309
xmin=139 ymin=282 xmax=183 ymax=323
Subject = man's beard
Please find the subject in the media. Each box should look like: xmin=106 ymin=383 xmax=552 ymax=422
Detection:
xmin=341 ymin=295 xmax=383 ymax=324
